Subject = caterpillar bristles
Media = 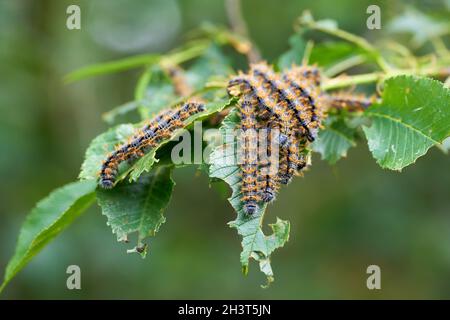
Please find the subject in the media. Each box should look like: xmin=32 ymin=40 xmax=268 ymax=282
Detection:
xmin=99 ymin=101 xmax=205 ymax=189
xmin=325 ymin=91 xmax=375 ymax=111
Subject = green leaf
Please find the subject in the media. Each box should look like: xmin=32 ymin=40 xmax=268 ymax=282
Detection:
xmin=1 ymin=180 xmax=96 ymax=293
xmin=363 ymin=75 xmax=450 ymax=170
xmin=64 ymin=40 xmax=210 ymax=83
xmin=309 ymin=42 xmax=366 ymax=68
xmin=65 ymin=54 xmax=160 ymax=83
xmin=185 ymin=44 xmax=233 ymax=90
xmin=102 ymin=101 xmax=139 ymax=125
xmin=96 ymin=166 xmax=174 ymax=257
xmin=137 ymin=67 xmax=177 ymax=120
xmin=209 ymin=109 xmax=290 ymax=286
xmin=278 ymin=34 xmax=306 ymax=69
xmin=312 ymin=115 xmax=357 ymax=164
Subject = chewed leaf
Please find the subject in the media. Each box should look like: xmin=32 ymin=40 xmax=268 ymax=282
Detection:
xmin=363 ymin=75 xmax=450 ymax=170
xmin=209 ymin=109 xmax=290 ymax=286
xmin=96 ymin=166 xmax=174 ymax=257
xmin=1 ymin=180 xmax=96 ymax=293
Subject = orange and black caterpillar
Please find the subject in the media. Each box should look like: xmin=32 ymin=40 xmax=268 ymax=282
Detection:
xmin=99 ymin=102 xmax=205 ymax=189
xmin=278 ymin=135 xmax=308 ymax=185
xmin=238 ymin=98 xmax=260 ymax=214
xmin=257 ymin=122 xmax=281 ymax=203
xmin=324 ymin=91 xmax=376 ymax=111
xmin=282 ymin=66 xmax=323 ymax=140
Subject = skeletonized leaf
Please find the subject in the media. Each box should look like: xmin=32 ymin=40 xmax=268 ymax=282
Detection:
xmin=96 ymin=166 xmax=174 ymax=257
xmin=363 ymin=75 xmax=450 ymax=170
xmin=209 ymin=109 xmax=290 ymax=286
xmin=1 ymin=180 xmax=97 ymax=293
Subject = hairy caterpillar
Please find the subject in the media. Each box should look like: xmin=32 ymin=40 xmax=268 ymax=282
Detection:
xmin=238 ymin=98 xmax=260 ymax=214
xmin=277 ymin=134 xmax=308 ymax=185
xmin=257 ymin=123 xmax=281 ymax=203
xmin=99 ymin=102 xmax=205 ymax=189
xmin=325 ymin=91 xmax=375 ymax=111
xmin=282 ymin=66 xmax=323 ymax=141
xmin=163 ymin=65 xmax=193 ymax=97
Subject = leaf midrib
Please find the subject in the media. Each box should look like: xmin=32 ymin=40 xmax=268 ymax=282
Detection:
xmin=367 ymin=111 xmax=439 ymax=144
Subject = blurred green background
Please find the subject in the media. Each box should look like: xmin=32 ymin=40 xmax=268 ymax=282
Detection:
xmin=1 ymin=0 xmax=450 ymax=299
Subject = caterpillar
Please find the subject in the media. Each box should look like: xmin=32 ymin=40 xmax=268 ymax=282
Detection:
xmin=277 ymin=133 xmax=308 ymax=185
xmin=163 ymin=65 xmax=193 ymax=97
xmin=238 ymin=98 xmax=261 ymax=214
xmin=282 ymin=66 xmax=323 ymax=141
xmin=257 ymin=122 xmax=281 ymax=203
xmin=239 ymin=99 xmax=260 ymax=211
xmin=324 ymin=91 xmax=375 ymax=111
xmin=99 ymin=102 xmax=205 ymax=189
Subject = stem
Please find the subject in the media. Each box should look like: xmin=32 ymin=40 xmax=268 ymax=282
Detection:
xmin=324 ymin=54 xmax=367 ymax=77
xmin=162 ymin=40 xmax=210 ymax=66
xmin=225 ymin=0 xmax=261 ymax=63
xmin=302 ymin=40 xmax=314 ymax=65
xmin=431 ymin=37 xmax=449 ymax=58
xmin=323 ymin=65 xmax=450 ymax=91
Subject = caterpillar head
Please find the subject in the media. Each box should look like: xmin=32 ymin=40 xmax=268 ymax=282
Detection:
xmin=99 ymin=178 xmax=114 ymax=189
xmin=243 ymin=202 xmax=258 ymax=215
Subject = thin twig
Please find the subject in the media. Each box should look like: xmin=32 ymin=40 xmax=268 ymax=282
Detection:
xmin=225 ymin=0 xmax=261 ymax=63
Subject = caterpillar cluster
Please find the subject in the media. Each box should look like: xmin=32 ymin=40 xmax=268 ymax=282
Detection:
xmin=228 ymin=62 xmax=323 ymax=215
xmin=99 ymin=102 xmax=205 ymax=189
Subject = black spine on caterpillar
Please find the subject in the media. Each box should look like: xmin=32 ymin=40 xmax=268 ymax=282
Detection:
xmin=238 ymin=99 xmax=260 ymax=215
xmin=251 ymin=64 xmax=317 ymax=142
xmin=98 ymin=102 xmax=204 ymax=189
